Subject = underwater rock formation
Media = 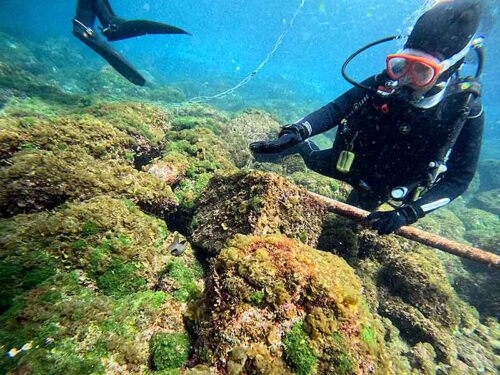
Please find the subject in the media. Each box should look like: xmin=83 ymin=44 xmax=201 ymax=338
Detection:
xmin=0 ymin=197 xmax=204 ymax=374
xmin=319 ymin=215 xmax=500 ymax=372
xmin=221 ymin=109 xmax=281 ymax=168
xmin=0 ymin=62 xmax=84 ymax=106
xmin=188 ymin=234 xmax=400 ymax=374
xmin=191 ymin=171 xmax=327 ymax=254
xmin=0 ymin=28 xmax=498 ymax=375
xmin=477 ymin=159 xmax=500 ymax=193
xmin=0 ymin=148 xmax=177 ymax=218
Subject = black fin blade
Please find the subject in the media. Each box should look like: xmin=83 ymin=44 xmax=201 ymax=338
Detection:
xmin=104 ymin=19 xmax=190 ymax=41
xmin=74 ymin=29 xmax=146 ymax=86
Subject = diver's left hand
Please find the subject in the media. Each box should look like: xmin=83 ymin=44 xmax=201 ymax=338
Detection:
xmin=367 ymin=206 xmax=421 ymax=235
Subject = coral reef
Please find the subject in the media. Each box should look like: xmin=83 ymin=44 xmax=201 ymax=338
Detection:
xmin=191 ymin=171 xmax=327 ymax=254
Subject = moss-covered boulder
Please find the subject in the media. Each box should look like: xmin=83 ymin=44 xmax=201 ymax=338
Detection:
xmin=379 ymin=248 xmax=462 ymax=329
xmin=190 ymin=234 xmax=397 ymax=374
xmin=0 ymin=196 xmax=173 ymax=307
xmin=152 ymin=127 xmax=237 ymax=213
xmin=0 ymin=273 xmax=188 ymax=374
xmin=253 ymin=163 xmax=352 ymax=202
xmin=221 ymin=109 xmax=281 ymax=168
xmin=288 ymin=171 xmax=350 ymax=202
xmin=191 ymin=171 xmax=327 ymax=254
xmin=318 ymin=219 xmax=499 ymax=370
xmin=83 ymin=101 xmax=172 ymax=146
xmin=0 ymin=114 xmax=134 ymax=163
xmin=417 ymin=208 xmax=466 ymax=243
xmin=0 ymin=62 xmax=82 ymax=106
xmin=0 ymin=197 xmax=205 ymax=374
xmin=377 ymin=291 xmax=456 ymax=364
xmin=170 ymin=103 xmax=229 ymax=132
xmin=0 ymin=149 xmax=177 ymax=217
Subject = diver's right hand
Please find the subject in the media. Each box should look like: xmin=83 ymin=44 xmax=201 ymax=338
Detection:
xmin=249 ymin=132 xmax=303 ymax=154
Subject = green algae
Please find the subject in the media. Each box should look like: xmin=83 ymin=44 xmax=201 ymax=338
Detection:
xmin=150 ymin=332 xmax=190 ymax=371
xmin=283 ymin=322 xmax=318 ymax=375
xmin=0 ymin=197 xmax=173 ymax=306
xmin=163 ymin=258 xmax=204 ymax=303
xmin=96 ymin=258 xmax=148 ymax=297
xmin=191 ymin=234 xmax=390 ymax=373
xmin=0 ymin=29 xmax=498 ymax=375
xmin=0 ymin=271 xmax=175 ymax=374
xmin=0 ymin=193 xmax=195 ymax=373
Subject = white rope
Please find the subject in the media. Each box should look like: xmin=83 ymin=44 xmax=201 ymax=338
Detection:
xmin=173 ymin=0 xmax=308 ymax=105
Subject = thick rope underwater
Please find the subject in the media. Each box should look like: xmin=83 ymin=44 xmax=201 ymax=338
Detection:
xmin=172 ymin=0 xmax=307 ymax=106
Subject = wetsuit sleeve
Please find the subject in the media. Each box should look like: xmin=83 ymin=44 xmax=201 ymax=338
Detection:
xmin=292 ymin=77 xmax=376 ymax=138
xmin=412 ymin=100 xmax=484 ymax=215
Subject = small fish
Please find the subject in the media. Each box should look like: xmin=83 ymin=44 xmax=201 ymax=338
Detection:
xmin=43 ymin=338 xmax=54 ymax=346
xmin=6 ymin=348 xmax=19 ymax=359
xmin=21 ymin=342 xmax=32 ymax=351
xmin=168 ymin=234 xmax=187 ymax=256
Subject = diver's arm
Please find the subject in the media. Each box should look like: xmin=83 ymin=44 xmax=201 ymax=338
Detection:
xmin=287 ymin=76 xmax=377 ymax=139
xmin=411 ymin=101 xmax=484 ymax=215
xmin=250 ymin=76 xmax=376 ymax=156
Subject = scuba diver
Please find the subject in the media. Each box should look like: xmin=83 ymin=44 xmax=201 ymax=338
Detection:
xmin=250 ymin=0 xmax=485 ymax=235
xmin=73 ymin=0 xmax=189 ymax=86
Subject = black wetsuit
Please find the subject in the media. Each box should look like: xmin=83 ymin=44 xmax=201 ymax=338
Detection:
xmin=296 ymin=74 xmax=483 ymax=214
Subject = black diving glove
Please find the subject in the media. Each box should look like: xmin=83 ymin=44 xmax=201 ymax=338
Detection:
xmin=249 ymin=123 xmax=309 ymax=154
xmin=367 ymin=205 xmax=424 ymax=235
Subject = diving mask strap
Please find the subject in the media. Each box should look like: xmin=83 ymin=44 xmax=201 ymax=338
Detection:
xmin=440 ymin=41 xmax=473 ymax=72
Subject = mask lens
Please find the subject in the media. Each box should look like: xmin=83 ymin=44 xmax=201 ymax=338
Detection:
xmin=388 ymin=57 xmax=408 ymax=78
xmin=411 ymin=62 xmax=436 ymax=86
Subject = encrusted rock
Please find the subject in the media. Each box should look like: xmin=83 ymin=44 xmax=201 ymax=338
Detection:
xmin=0 ymin=148 xmax=177 ymax=217
xmin=191 ymin=234 xmax=395 ymax=374
xmin=191 ymin=171 xmax=327 ymax=254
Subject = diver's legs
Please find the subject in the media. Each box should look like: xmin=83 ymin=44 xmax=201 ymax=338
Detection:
xmin=72 ymin=23 xmax=146 ymax=86
xmin=94 ymin=0 xmax=116 ymax=27
xmin=93 ymin=0 xmax=189 ymax=41
xmin=75 ymin=0 xmax=96 ymax=27
xmin=73 ymin=0 xmax=145 ymax=86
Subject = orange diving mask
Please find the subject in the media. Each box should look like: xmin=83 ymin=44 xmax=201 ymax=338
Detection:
xmin=386 ymin=44 xmax=472 ymax=88
xmin=386 ymin=54 xmax=442 ymax=87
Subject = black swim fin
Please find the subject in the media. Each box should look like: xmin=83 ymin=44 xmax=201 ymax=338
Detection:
xmin=73 ymin=19 xmax=146 ymax=86
xmin=101 ymin=17 xmax=190 ymax=42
